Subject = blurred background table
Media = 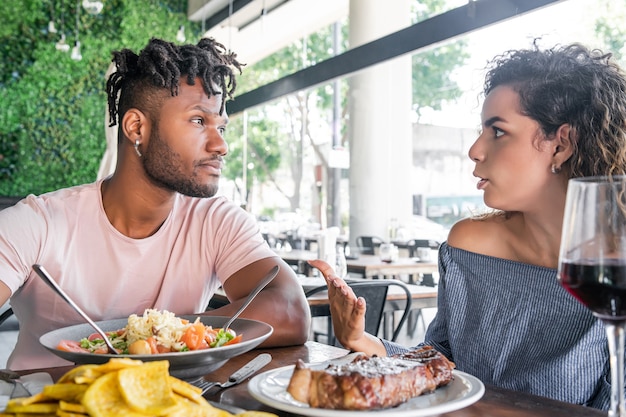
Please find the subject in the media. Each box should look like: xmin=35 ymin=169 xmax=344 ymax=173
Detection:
xmin=345 ymin=255 xmax=437 ymax=282
xmin=274 ymin=249 xmax=438 ymax=284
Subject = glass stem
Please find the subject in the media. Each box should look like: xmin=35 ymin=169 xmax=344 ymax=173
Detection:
xmin=605 ymin=322 xmax=626 ymax=417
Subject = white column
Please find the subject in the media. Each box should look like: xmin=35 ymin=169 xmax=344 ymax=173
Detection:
xmin=348 ymin=0 xmax=413 ymax=244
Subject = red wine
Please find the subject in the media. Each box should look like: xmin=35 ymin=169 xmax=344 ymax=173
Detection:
xmin=559 ymin=260 xmax=626 ymax=323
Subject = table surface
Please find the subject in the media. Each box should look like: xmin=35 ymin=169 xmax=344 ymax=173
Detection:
xmin=198 ymin=343 xmax=606 ymax=417
xmin=24 ymin=342 xmax=603 ymax=417
xmin=345 ymin=255 xmax=438 ymax=277
xmin=275 ymin=249 xmax=438 ymax=279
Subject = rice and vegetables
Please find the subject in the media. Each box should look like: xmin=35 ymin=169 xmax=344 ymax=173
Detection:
xmin=56 ymin=309 xmax=242 ymax=355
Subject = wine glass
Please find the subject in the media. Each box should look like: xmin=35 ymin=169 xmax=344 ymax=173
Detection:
xmin=558 ymin=176 xmax=626 ymax=417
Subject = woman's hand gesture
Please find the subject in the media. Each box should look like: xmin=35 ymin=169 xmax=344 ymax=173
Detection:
xmin=308 ymin=259 xmax=386 ymax=356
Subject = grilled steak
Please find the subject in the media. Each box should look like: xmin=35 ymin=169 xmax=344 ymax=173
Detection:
xmin=286 ymin=346 xmax=455 ymax=410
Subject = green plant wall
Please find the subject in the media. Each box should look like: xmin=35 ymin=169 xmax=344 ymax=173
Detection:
xmin=0 ymin=0 xmax=199 ymax=196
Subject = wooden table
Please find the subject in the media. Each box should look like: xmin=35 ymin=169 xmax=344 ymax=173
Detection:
xmin=23 ymin=342 xmax=600 ymax=416
xmin=275 ymin=249 xmax=438 ymax=283
xmin=273 ymin=249 xmax=317 ymax=275
xmin=199 ymin=343 xmax=607 ymax=417
xmin=346 ymin=254 xmax=438 ymax=281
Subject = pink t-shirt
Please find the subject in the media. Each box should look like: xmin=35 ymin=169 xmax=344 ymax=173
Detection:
xmin=0 ymin=180 xmax=273 ymax=369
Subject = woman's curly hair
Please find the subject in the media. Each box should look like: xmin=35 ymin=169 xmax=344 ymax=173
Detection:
xmin=483 ymin=42 xmax=626 ymax=178
xmin=106 ymin=37 xmax=243 ymax=134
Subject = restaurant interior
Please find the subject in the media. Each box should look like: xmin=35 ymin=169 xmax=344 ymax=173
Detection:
xmin=0 ymin=0 xmax=614 ymax=365
xmin=0 ymin=0 xmax=616 ymax=361
xmin=0 ymin=0 xmax=622 ymax=415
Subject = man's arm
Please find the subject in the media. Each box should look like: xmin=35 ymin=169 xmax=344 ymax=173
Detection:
xmin=209 ymin=256 xmax=311 ymax=346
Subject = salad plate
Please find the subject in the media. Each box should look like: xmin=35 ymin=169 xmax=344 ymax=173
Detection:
xmin=39 ymin=315 xmax=272 ymax=379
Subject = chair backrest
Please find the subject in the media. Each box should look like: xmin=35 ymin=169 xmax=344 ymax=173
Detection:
xmin=305 ymin=279 xmax=412 ymax=343
xmin=0 ymin=196 xmax=24 ymax=211
xmin=407 ymin=239 xmax=441 ymax=257
xmin=0 ymin=306 xmax=18 ymax=331
xmin=355 ymin=235 xmax=384 ymax=255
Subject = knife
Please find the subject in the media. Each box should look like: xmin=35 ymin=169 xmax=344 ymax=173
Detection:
xmin=225 ymin=352 xmax=272 ymax=386
xmin=194 ymin=353 xmax=272 ymax=394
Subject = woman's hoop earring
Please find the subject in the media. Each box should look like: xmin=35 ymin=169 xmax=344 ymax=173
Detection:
xmin=134 ymin=140 xmax=142 ymax=157
xmin=551 ymin=164 xmax=561 ymax=174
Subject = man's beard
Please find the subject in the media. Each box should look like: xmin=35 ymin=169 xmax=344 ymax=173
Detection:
xmin=142 ymin=127 xmax=219 ymax=198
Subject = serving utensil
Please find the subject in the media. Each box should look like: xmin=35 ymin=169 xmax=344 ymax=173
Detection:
xmin=222 ymin=265 xmax=279 ymax=331
xmin=32 ymin=264 xmax=119 ymax=355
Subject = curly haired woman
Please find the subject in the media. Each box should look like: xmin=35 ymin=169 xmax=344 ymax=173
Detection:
xmin=311 ymin=42 xmax=626 ymax=410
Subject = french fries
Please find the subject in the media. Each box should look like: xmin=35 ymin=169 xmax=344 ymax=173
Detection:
xmin=0 ymin=358 xmax=276 ymax=417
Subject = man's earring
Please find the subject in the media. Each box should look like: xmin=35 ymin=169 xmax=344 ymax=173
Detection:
xmin=551 ymin=164 xmax=561 ymax=174
xmin=134 ymin=139 xmax=142 ymax=157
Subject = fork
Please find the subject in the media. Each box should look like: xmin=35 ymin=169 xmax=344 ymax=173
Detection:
xmin=192 ymin=379 xmax=222 ymax=395
xmin=190 ymin=353 xmax=272 ymax=395
xmin=0 ymin=370 xmax=30 ymax=398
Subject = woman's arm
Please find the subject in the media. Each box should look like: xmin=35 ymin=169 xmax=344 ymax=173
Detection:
xmin=308 ymin=259 xmax=387 ymax=356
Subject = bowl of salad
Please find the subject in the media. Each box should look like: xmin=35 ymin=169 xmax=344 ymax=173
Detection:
xmin=39 ymin=309 xmax=273 ymax=379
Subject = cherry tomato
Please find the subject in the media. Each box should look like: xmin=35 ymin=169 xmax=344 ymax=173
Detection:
xmin=204 ymin=332 xmax=216 ymax=345
xmin=224 ymin=334 xmax=243 ymax=346
xmin=181 ymin=322 xmax=209 ymax=350
xmin=87 ymin=333 xmax=105 ymax=341
xmin=57 ymin=340 xmax=89 ymax=353
xmin=146 ymin=336 xmax=159 ymax=354
xmin=156 ymin=344 xmax=172 ymax=353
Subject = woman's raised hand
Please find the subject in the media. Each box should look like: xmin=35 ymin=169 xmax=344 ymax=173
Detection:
xmin=308 ymin=259 xmax=370 ymax=352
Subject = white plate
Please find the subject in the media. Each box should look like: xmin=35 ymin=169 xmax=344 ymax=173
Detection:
xmin=39 ymin=316 xmax=273 ymax=379
xmin=248 ymin=363 xmax=484 ymax=417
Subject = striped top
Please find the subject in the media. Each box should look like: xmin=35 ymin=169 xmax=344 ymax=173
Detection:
xmin=382 ymin=242 xmax=611 ymax=410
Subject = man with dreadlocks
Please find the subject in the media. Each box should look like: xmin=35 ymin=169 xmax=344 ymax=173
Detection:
xmin=0 ymin=37 xmax=310 ymax=370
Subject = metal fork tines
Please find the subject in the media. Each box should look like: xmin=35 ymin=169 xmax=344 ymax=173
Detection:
xmin=0 ymin=370 xmax=30 ymax=398
xmin=190 ymin=373 xmax=255 ymax=394
xmin=10 ymin=380 xmax=30 ymax=398
xmin=189 ymin=353 xmax=272 ymax=395
xmin=191 ymin=378 xmax=228 ymax=395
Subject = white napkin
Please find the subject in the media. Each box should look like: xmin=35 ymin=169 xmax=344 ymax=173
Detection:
xmin=317 ymin=227 xmax=339 ymax=266
xmin=0 ymin=372 xmax=53 ymax=411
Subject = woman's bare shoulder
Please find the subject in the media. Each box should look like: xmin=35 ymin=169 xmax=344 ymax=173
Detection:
xmin=447 ymin=212 xmax=511 ymax=256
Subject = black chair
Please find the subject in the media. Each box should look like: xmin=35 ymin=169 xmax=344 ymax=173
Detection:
xmin=405 ymin=239 xmax=440 ymax=286
xmin=305 ymin=279 xmax=412 ymax=346
xmin=355 ymin=235 xmax=384 ymax=255
xmin=0 ymin=196 xmax=24 ymax=211
xmin=0 ymin=306 xmax=18 ymax=331
xmin=406 ymin=239 xmax=441 ymax=257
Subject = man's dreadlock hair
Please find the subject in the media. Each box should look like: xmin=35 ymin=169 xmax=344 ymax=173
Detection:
xmin=106 ymin=37 xmax=243 ymax=132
